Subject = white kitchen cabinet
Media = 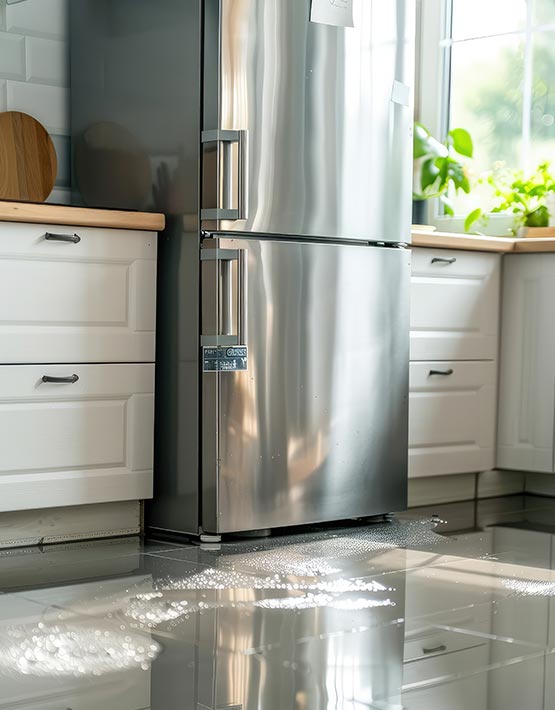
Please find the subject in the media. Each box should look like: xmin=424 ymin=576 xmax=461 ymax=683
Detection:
xmin=0 ymin=364 xmax=154 ymax=512
xmin=409 ymin=247 xmax=501 ymax=481
xmin=410 ymin=248 xmax=501 ymax=361
xmin=497 ymin=254 xmax=555 ymax=473
xmin=0 ymin=221 xmax=156 ymax=363
xmin=408 ymin=361 xmax=496 ymax=478
xmin=0 ymin=212 xmax=159 ymax=525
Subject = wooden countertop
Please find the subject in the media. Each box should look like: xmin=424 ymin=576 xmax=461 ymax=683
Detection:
xmin=412 ymin=229 xmax=555 ymax=253
xmin=512 ymin=238 xmax=555 ymax=252
xmin=0 ymin=201 xmax=165 ymax=232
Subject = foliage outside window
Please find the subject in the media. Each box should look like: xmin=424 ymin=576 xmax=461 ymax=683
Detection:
xmin=428 ymin=0 xmax=555 ymax=219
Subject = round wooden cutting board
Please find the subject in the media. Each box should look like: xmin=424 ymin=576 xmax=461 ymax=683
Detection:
xmin=0 ymin=111 xmax=57 ymax=202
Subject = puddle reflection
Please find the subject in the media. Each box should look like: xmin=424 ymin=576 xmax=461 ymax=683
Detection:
xmin=0 ymin=496 xmax=553 ymax=708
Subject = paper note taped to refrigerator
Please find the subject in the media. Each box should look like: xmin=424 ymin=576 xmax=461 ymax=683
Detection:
xmin=310 ymin=0 xmax=354 ymax=28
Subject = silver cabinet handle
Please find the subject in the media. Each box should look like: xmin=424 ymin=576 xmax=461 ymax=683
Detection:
xmin=422 ymin=644 xmax=447 ymax=655
xmin=429 ymin=369 xmax=454 ymax=377
xmin=431 ymin=256 xmax=456 ymax=264
xmin=42 ymin=374 xmax=79 ymax=384
xmin=45 ymin=232 xmax=81 ymax=244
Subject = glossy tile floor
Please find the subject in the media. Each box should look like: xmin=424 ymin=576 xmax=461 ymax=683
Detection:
xmin=0 ymin=496 xmax=554 ymax=709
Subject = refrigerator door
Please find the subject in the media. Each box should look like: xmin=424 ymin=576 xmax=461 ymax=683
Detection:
xmin=202 ymin=0 xmax=415 ymax=243
xmin=201 ymin=236 xmax=409 ymax=534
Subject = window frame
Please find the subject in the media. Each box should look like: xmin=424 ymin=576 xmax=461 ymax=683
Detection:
xmin=416 ymin=0 xmax=453 ymax=227
xmin=417 ymin=0 xmax=555 ymax=232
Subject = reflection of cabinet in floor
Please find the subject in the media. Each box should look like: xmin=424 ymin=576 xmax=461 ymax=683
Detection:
xmin=403 ymin=645 xmax=489 ymax=710
xmin=402 ymin=531 xmax=493 ymax=710
xmin=407 ymin=525 xmax=555 ymax=710
xmin=486 ymin=526 xmax=552 ymax=710
xmin=546 ymin=542 xmax=555 ymax=710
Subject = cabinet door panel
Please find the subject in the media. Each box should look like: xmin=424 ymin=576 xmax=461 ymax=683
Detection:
xmin=410 ymin=248 xmax=501 ymax=361
xmin=497 ymin=254 xmax=555 ymax=473
xmin=409 ymin=361 xmax=496 ymax=478
xmin=0 ymin=364 xmax=154 ymax=511
xmin=0 ymin=222 xmax=156 ymax=363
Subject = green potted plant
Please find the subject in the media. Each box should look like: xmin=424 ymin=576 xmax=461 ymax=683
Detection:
xmin=413 ymin=122 xmax=474 ymax=224
xmin=465 ymin=162 xmax=555 ymax=234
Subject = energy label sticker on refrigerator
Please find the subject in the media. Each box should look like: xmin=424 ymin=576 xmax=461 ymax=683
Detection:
xmin=203 ymin=346 xmax=248 ymax=373
xmin=310 ymin=0 xmax=354 ymax=28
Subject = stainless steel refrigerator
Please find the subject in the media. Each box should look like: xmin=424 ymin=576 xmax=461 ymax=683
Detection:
xmin=70 ymin=0 xmax=415 ymax=539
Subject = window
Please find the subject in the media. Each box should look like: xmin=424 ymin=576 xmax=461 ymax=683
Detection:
xmin=419 ymin=0 xmax=555 ymax=221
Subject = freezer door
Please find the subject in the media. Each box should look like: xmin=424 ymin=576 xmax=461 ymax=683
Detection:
xmin=202 ymin=0 xmax=415 ymax=243
xmin=201 ymin=236 xmax=409 ymax=534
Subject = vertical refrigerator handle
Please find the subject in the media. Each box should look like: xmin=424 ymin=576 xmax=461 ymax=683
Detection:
xmin=201 ymin=248 xmax=248 ymax=346
xmin=237 ymin=130 xmax=249 ymax=221
xmin=201 ymin=130 xmax=248 ymax=221
xmin=220 ymin=257 xmax=233 ymax=336
xmin=237 ymin=247 xmax=248 ymax=345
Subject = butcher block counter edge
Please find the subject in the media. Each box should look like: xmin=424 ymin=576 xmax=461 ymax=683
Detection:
xmin=0 ymin=201 xmax=165 ymax=232
xmin=411 ymin=229 xmax=555 ymax=253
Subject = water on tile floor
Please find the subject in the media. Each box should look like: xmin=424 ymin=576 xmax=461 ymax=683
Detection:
xmin=0 ymin=495 xmax=554 ymax=709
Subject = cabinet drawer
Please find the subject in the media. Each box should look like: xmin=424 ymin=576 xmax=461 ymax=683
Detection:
xmin=0 ymin=364 xmax=154 ymax=512
xmin=409 ymin=361 xmax=496 ymax=478
xmin=0 ymin=222 xmax=156 ymax=363
xmin=410 ymin=248 xmax=501 ymax=361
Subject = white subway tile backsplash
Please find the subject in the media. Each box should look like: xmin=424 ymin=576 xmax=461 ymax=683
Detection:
xmin=26 ymin=37 xmax=67 ymax=86
xmin=6 ymin=0 xmax=68 ymax=40
xmin=51 ymin=133 xmax=69 ymax=186
xmin=47 ymin=186 xmax=71 ymax=205
xmin=0 ymin=31 xmax=25 ymax=80
xmin=0 ymin=0 xmax=70 ymax=197
xmin=7 ymin=80 xmax=68 ymax=134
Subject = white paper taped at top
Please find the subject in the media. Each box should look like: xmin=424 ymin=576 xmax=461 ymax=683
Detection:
xmin=391 ymin=80 xmax=411 ymax=107
xmin=310 ymin=0 xmax=354 ymax=28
